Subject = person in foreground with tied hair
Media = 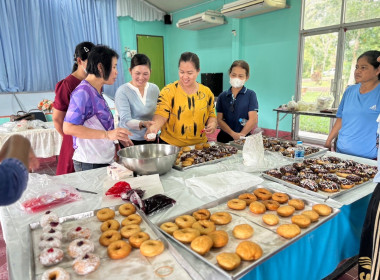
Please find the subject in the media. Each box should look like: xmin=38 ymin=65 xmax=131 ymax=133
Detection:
xmin=0 ymin=135 xmax=39 ymax=205
xmin=145 ymin=52 xmax=217 ymax=147
xmin=53 ymin=41 xmax=95 ymax=175
xmin=63 ymin=45 xmax=133 ymax=172
xmin=358 ymin=54 xmax=380 ymax=280
xmin=115 ymin=53 xmax=160 ymax=146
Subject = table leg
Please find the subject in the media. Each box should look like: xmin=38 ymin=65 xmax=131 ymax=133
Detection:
xmin=276 ymin=112 xmax=280 ymax=138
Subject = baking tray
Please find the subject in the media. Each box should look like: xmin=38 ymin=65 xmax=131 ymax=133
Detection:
xmin=156 ymin=186 xmax=339 ymax=280
xmin=29 ymin=204 xmax=197 ymax=280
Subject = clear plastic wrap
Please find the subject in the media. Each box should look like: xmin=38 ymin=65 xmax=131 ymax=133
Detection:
xmin=317 ymin=95 xmax=334 ymax=110
xmin=105 ymin=181 xmax=132 ymax=197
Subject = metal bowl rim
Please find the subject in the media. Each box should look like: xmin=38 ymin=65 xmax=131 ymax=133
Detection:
xmin=117 ymin=144 xmax=180 ymax=160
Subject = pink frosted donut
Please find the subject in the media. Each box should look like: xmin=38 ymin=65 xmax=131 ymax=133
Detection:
xmin=68 ymin=238 xmax=95 ymax=259
xmin=67 ymin=226 xmax=91 ymax=241
xmin=72 ymin=253 xmax=100 ymax=275
xmin=39 ymin=237 xmax=61 ymax=250
xmin=41 ymin=229 xmax=63 ymax=240
xmin=41 ymin=267 xmax=70 ymax=280
xmin=42 ymin=222 xmax=62 ymax=233
xmin=39 ymin=248 xmax=64 ymax=266
xmin=40 ymin=211 xmax=59 ymax=228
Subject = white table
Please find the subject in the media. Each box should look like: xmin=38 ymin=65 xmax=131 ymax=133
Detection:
xmin=0 ymin=122 xmax=62 ymax=158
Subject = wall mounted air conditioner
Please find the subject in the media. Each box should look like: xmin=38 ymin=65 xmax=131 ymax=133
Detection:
xmin=221 ymin=0 xmax=286 ymax=18
xmin=176 ymin=10 xmax=225 ymax=30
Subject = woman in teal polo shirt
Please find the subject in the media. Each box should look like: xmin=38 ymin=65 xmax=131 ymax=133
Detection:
xmin=216 ymin=60 xmax=259 ymax=143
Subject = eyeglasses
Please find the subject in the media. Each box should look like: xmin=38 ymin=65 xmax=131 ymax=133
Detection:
xmin=230 ymin=96 xmax=236 ymax=112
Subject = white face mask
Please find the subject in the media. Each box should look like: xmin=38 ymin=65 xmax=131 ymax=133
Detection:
xmin=230 ymin=77 xmax=245 ymax=88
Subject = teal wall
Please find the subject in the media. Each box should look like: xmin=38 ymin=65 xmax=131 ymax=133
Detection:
xmin=117 ymin=0 xmax=300 ymax=131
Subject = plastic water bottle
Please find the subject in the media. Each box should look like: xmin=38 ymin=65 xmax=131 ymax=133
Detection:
xmin=239 ymin=118 xmax=248 ymax=126
xmin=294 ymin=140 xmax=305 ymax=162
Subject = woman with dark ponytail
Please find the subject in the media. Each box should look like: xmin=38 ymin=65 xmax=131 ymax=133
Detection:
xmin=53 ymin=41 xmax=95 ymax=175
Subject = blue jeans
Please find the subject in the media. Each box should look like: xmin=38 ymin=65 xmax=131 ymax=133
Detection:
xmin=73 ymin=160 xmax=109 ymax=172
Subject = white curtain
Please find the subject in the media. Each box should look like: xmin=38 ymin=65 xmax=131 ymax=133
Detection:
xmin=116 ymin=0 xmax=165 ymax=21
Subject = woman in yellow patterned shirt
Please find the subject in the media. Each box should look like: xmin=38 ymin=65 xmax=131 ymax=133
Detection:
xmin=145 ymin=52 xmax=217 ymax=147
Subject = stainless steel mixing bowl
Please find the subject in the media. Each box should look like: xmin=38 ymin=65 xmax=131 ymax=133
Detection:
xmin=117 ymin=144 xmax=180 ymax=175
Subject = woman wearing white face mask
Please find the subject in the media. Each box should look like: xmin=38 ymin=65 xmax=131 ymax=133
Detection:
xmin=216 ymin=60 xmax=259 ymax=143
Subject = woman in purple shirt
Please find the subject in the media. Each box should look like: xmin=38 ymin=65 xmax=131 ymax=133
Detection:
xmin=63 ymin=45 xmax=132 ymax=172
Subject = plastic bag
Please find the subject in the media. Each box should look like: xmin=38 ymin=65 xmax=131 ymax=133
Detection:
xmin=317 ymin=95 xmax=334 ymax=110
xmin=287 ymin=96 xmax=298 ymax=111
xmin=127 ymin=190 xmax=176 ymax=216
xmin=106 ymin=181 xmax=132 ymax=197
xmin=296 ymin=100 xmax=309 ymax=111
xmin=242 ymin=132 xmax=266 ymax=169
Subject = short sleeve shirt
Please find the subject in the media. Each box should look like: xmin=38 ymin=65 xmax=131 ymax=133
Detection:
xmin=53 ymin=74 xmax=81 ymax=111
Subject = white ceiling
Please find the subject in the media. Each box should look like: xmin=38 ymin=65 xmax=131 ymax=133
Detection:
xmin=144 ymin=0 xmax=207 ymax=13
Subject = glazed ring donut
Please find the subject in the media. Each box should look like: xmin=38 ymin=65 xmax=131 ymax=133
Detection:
xmin=99 ymin=230 xmax=121 ymax=247
xmin=301 ymin=210 xmax=320 ymax=222
xmin=41 ymin=267 xmax=70 ymax=280
xmin=129 ymin=232 xmax=150 ymax=248
xmin=232 ymin=224 xmax=254 ymax=239
xmin=121 ymin=214 xmax=142 ymax=226
xmin=160 ymin=222 xmax=179 ymax=235
xmin=262 ymin=200 xmax=280 ymax=211
xmin=203 ymin=143 xmax=211 ymax=149
xmin=195 ymin=143 xmax=204 ymax=150
xmin=235 ymin=241 xmax=263 ymax=261
xmin=96 ymin=208 xmax=115 ymax=222
xmin=276 ymin=205 xmax=295 ymax=217
xmin=238 ymin=193 xmax=257 ymax=205
xmin=173 ymin=228 xmax=200 ymax=243
xmin=118 ymin=203 xmax=136 ymax=217
xmin=276 ymin=224 xmax=301 ymax=239
xmin=288 ymin=199 xmax=305 ymax=210
xmin=120 ymin=224 xmax=141 ymax=239
xmin=312 ymin=204 xmax=332 ymax=216
xmin=291 ymin=215 xmax=311 ymax=228
xmin=253 ymin=188 xmax=272 ymax=200
xmin=140 ymin=240 xmax=165 ymax=257
xmin=100 ymin=219 xmax=120 ymax=232
xmin=192 ymin=209 xmax=211 ymax=220
xmin=182 ymin=146 xmax=191 ymax=152
xmin=107 ymin=240 xmax=131 ymax=260
xmin=207 ymin=230 xmax=229 ymax=248
xmin=175 ymin=215 xmax=196 ymax=229
xmin=249 ymin=201 xmax=266 ymax=214
xmin=262 ymin=214 xmax=280 ymax=226
xmin=210 ymin=212 xmax=232 ymax=225
xmin=190 ymin=235 xmax=213 ymax=255
xmin=182 ymin=160 xmax=193 ymax=167
xmin=227 ymin=199 xmax=247 ymax=210
xmin=272 ymin=192 xmax=289 ymax=204
xmin=216 ymin=252 xmax=241 ymax=271
xmin=192 ymin=220 xmax=216 ymax=235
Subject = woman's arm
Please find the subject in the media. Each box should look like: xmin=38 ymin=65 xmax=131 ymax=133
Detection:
xmin=240 ymin=111 xmax=258 ymax=136
xmin=144 ymin=115 xmax=167 ymax=141
xmin=217 ymin=113 xmax=240 ymax=139
xmin=324 ymin=118 xmax=342 ymax=150
xmin=52 ymin=108 xmax=66 ymax=137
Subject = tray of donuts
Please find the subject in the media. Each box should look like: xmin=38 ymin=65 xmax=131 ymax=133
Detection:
xmin=173 ymin=142 xmax=239 ymax=171
xmin=29 ymin=204 xmax=194 ymax=280
xmin=262 ymin=155 xmax=377 ymax=200
xmin=156 ymin=186 xmax=339 ymax=279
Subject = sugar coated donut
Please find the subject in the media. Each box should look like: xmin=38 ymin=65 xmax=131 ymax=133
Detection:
xmin=249 ymin=201 xmax=266 ymax=214
xmin=107 ymin=240 xmax=131 ymax=260
xmin=121 ymin=214 xmax=142 ymax=226
xmin=118 ymin=203 xmax=136 ymax=217
xmin=272 ymin=192 xmax=289 ymax=204
xmin=173 ymin=228 xmax=200 ymax=243
xmin=312 ymin=204 xmax=332 ymax=216
xmin=301 ymin=210 xmax=319 ymax=222
xmin=67 ymin=227 xmax=91 ymax=241
xmin=39 ymin=237 xmax=61 ymax=250
xmin=100 ymin=219 xmax=120 ymax=232
xmin=262 ymin=214 xmax=280 ymax=226
xmin=41 ymin=229 xmax=63 ymax=241
xmin=263 ymin=200 xmax=280 ymax=211
xmin=291 ymin=215 xmax=311 ymax=228
xmin=288 ymin=199 xmax=305 ymax=210
xmin=120 ymin=224 xmax=141 ymax=239
xmin=129 ymin=232 xmax=150 ymax=248
xmin=236 ymin=241 xmax=263 ymax=261
xmin=39 ymin=248 xmax=64 ymax=267
xmin=96 ymin=208 xmax=115 ymax=222
xmin=68 ymin=238 xmax=95 ymax=259
xmin=210 ymin=212 xmax=232 ymax=225
xmin=216 ymin=252 xmax=241 ymax=271
xmin=227 ymin=199 xmax=247 ymax=210
xmin=42 ymin=222 xmax=62 ymax=233
xmin=175 ymin=215 xmax=196 ymax=229
xmin=40 ymin=211 xmax=59 ymax=228
xmin=192 ymin=209 xmax=211 ymax=220
xmin=192 ymin=220 xmax=216 ymax=235
xmin=277 ymin=205 xmax=295 ymax=217
xmin=72 ymin=253 xmax=100 ymax=275
xmin=277 ymin=224 xmax=301 ymax=239
xmin=207 ymin=230 xmax=229 ymax=248
xmin=190 ymin=235 xmax=213 ymax=255
xmin=253 ymin=188 xmax=272 ymax=200
xmin=238 ymin=193 xmax=257 ymax=205
xmin=160 ymin=222 xmax=179 ymax=235
xmin=99 ymin=230 xmax=121 ymax=247
xmin=232 ymin=224 xmax=254 ymax=239
xmin=140 ymin=240 xmax=165 ymax=257
xmin=41 ymin=267 xmax=70 ymax=280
